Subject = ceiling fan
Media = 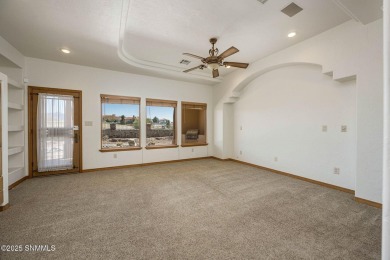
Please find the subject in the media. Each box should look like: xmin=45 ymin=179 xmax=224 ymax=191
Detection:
xmin=182 ymin=38 xmax=249 ymax=78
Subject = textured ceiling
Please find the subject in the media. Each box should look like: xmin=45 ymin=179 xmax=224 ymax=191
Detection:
xmin=0 ymin=0 xmax=383 ymax=84
xmin=123 ymin=0 xmax=350 ymax=76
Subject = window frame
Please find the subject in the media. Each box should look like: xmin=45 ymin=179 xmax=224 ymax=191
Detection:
xmin=181 ymin=101 xmax=208 ymax=147
xmin=100 ymin=94 xmax=142 ymax=152
xmin=145 ymin=98 xmax=178 ymax=149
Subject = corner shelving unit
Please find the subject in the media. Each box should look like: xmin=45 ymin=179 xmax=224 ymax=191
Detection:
xmin=7 ymin=77 xmax=25 ymax=186
xmin=0 ymin=73 xmax=8 ymax=207
xmin=0 ymin=45 xmax=26 ymax=209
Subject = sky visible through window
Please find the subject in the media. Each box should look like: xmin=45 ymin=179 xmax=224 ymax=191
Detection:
xmin=103 ymin=104 xmax=173 ymax=121
xmin=146 ymin=106 xmax=174 ymax=121
xmin=103 ymin=104 xmax=139 ymax=118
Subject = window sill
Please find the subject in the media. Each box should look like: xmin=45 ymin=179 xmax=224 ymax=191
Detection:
xmin=181 ymin=143 xmax=208 ymax=147
xmin=145 ymin=145 xmax=179 ymax=150
xmin=99 ymin=147 xmax=142 ymax=152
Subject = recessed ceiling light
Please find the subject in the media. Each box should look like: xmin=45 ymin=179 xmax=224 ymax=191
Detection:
xmin=288 ymin=32 xmax=297 ymax=38
xmin=61 ymin=48 xmax=71 ymax=54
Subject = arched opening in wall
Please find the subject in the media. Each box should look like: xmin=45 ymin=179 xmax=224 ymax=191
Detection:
xmin=233 ymin=64 xmax=357 ymax=190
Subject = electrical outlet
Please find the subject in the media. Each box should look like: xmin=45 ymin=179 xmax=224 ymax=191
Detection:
xmin=240 ymin=150 xmax=242 ymax=155
xmin=113 ymin=154 xmax=117 ymax=159
xmin=191 ymin=148 xmax=194 ymax=152
xmin=341 ymin=125 xmax=347 ymax=132
xmin=274 ymin=157 xmax=278 ymax=162
xmin=334 ymin=167 xmax=340 ymax=175
xmin=322 ymin=125 xmax=327 ymax=132
xmin=85 ymin=121 xmax=93 ymax=126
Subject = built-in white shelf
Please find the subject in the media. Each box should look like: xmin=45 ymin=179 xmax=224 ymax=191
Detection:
xmin=2 ymin=74 xmax=26 ymax=191
xmin=8 ymin=102 xmax=23 ymax=110
xmin=8 ymin=125 xmax=24 ymax=132
xmin=8 ymin=146 xmax=23 ymax=156
xmin=8 ymin=167 xmax=24 ymax=177
xmin=8 ymin=79 xmax=23 ymax=89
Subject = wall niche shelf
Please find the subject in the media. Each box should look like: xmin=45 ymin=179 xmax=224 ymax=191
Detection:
xmin=1 ymin=56 xmax=27 ymax=207
xmin=8 ymin=102 xmax=23 ymax=110
xmin=8 ymin=79 xmax=23 ymax=90
xmin=8 ymin=167 xmax=24 ymax=177
xmin=8 ymin=146 xmax=23 ymax=156
xmin=181 ymin=102 xmax=207 ymax=146
xmin=8 ymin=125 xmax=24 ymax=132
xmin=7 ymin=76 xmax=26 ymax=188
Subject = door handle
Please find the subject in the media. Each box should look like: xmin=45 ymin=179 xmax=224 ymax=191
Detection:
xmin=74 ymin=132 xmax=79 ymax=143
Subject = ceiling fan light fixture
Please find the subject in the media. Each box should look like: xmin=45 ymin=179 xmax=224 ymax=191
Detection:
xmin=182 ymin=38 xmax=249 ymax=78
xmin=208 ymin=63 xmax=219 ymax=70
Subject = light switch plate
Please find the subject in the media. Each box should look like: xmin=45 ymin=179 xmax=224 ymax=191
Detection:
xmin=341 ymin=125 xmax=347 ymax=132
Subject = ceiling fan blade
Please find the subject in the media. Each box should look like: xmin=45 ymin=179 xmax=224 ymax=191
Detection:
xmin=224 ymin=62 xmax=249 ymax=69
xmin=183 ymin=65 xmax=203 ymax=73
xmin=218 ymin=47 xmax=239 ymax=59
xmin=183 ymin=53 xmax=205 ymax=60
xmin=212 ymin=69 xmax=219 ymax=78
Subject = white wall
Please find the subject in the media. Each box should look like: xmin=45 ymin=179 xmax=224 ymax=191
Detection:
xmin=223 ymin=104 xmax=234 ymax=159
xmin=214 ymin=19 xmax=383 ymax=203
xmin=25 ymin=58 xmax=213 ymax=170
xmin=234 ymin=64 xmax=356 ymax=190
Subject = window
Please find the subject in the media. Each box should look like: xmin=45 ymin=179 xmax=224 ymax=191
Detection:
xmin=100 ymin=94 xmax=141 ymax=151
xmin=146 ymin=99 xmax=177 ymax=148
xmin=181 ymin=102 xmax=207 ymax=146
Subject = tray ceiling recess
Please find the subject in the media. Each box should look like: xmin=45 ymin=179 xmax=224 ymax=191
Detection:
xmin=0 ymin=0 xmax=383 ymax=85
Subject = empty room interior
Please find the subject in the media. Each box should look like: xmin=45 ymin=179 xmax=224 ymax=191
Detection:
xmin=0 ymin=0 xmax=389 ymax=259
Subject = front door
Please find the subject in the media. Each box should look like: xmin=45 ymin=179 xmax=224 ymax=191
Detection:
xmin=29 ymin=87 xmax=82 ymax=176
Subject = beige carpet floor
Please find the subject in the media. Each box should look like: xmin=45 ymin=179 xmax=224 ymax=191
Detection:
xmin=0 ymin=159 xmax=382 ymax=259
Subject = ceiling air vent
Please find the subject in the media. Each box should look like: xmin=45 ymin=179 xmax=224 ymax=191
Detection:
xmin=180 ymin=59 xmax=191 ymax=65
xmin=281 ymin=2 xmax=303 ymax=17
xmin=257 ymin=0 xmax=268 ymax=4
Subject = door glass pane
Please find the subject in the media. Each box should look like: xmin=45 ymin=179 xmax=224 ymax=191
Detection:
xmin=37 ymin=94 xmax=74 ymax=172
